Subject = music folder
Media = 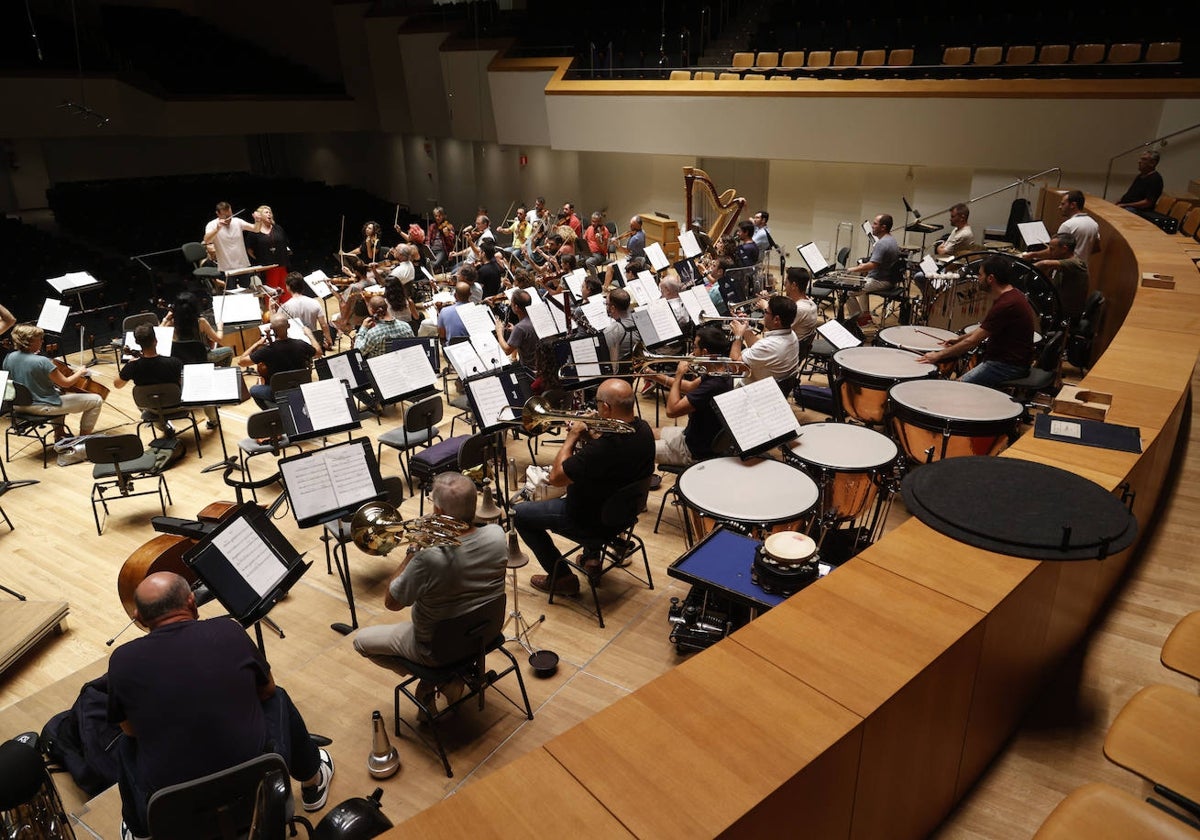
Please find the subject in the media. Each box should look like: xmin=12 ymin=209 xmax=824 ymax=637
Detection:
xmin=464 ymin=368 xmax=530 ymax=434
xmin=275 ymin=378 xmax=361 ymax=443
xmin=315 ymin=349 xmax=372 ymax=392
xmin=364 ymin=344 xmax=439 ymax=406
xmin=278 ymin=437 xmax=386 ymax=528
xmin=182 ymin=502 xmax=310 ymax=628
xmin=713 ymin=378 xmax=802 ymax=457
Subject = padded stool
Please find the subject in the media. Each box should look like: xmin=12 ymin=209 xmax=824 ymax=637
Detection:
xmin=409 ymin=434 xmax=471 ymax=514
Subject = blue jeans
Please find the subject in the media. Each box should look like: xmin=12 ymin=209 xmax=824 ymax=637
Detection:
xmin=116 ymin=686 xmax=320 ymax=836
xmin=249 ymin=383 xmax=274 ymax=410
xmin=512 ymin=498 xmax=606 ymax=576
xmin=960 ymin=360 xmax=1028 ymax=389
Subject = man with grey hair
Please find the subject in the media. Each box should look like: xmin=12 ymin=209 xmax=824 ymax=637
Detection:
xmin=1116 ymin=150 xmax=1164 ymax=212
xmin=1031 ymin=231 xmax=1089 ymax=324
xmin=237 ymin=311 xmax=322 ymax=408
xmin=353 ymin=472 xmax=506 ymax=707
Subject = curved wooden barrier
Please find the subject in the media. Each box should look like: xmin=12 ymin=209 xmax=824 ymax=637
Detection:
xmin=391 ymin=197 xmax=1199 ymax=839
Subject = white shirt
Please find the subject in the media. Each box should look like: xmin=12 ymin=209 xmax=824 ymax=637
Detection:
xmin=740 ymin=328 xmax=799 ymax=383
xmin=388 ymin=262 xmax=415 ymax=284
xmin=204 ymin=217 xmax=253 ymax=272
xmin=278 ymin=294 xmax=323 ymax=332
xmin=1058 ymin=213 xmax=1100 ymax=265
xmin=791 ymin=298 xmax=820 ymax=342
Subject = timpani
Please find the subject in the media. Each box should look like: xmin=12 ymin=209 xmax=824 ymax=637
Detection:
xmin=832 ymin=346 xmax=938 ymax=425
xmin=888 ymin=379 xmax=1022 ymax=464
xmin=676 ymin=457 xmax=819 ymax=545
xmin=785 ymin=423 xmax=898 ymax=524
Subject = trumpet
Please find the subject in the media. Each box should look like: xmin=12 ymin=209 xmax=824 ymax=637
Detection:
xmin=505 ymin=396 xmax=634 ymax=435
xmin=634 ymin=342 xmax=750 ymax=375
xmin=698 ymin=313 xmax=765 ymax=326
xmin=350 ymin=502 xmax=471 ymax=556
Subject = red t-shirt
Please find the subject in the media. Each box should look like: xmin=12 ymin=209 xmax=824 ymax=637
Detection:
xmin=980 ymin=288 xmax=1035 ymax=366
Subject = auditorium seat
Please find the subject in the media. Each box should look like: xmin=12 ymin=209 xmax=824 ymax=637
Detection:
xmin=1071 ymin=43 xmax=1105 ymax=64
xmin=742 ymin=73 xmax=766 ymax=80
xmin=860 ymin=49 xmax=885 ymax=66
xmin=732 ymin=52 xmax=754 ymax=68
xmin=1161 ymin=611 xmax=1200 ymax=681
xmin=1005 ymin=45 xmax=1036 ymax=65
xmin=693 ymin=70 xmax=715 ymax=80
xmin=1106 ymin=43 xmax=1142 ymax=63
xmin=973 ymin=46 xmax=1002 ymax=66
xmin=1145 ymin=41 xmax=1181 ymax=62
xmin=1154 ymin=194 xmax=1178 ymax=214
xmin=807 ymin=50 xmax=832 ymax=68
xmin=755 ymin=51 xmax=779 ymax=70
xmin=1038 ymin=44 xmax=1070 ymax=64
xmin=669 ymin=70 xmax=690 ymax=80
xmin=833 ymin=50 xmax=859 ymax=67
xmin=1180 ymin=208 xmax=1200 ymax=239
xmin=1031 ymin=783 xmax=1200 ymax=840
xmin=887 ymin=48 xmax=914 ymax=66
xmin=942 ymin=47 xmax=971 ymax=66
xmin=781 ymin=50 xmax=806 ymax=68
xmin=718 ymin=72 xmax=740 ymax=80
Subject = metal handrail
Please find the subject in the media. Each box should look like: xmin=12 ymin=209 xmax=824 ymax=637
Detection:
xmin=919 ymin=167 xmax=1063 ymax=224
xmin=1102 ymin=122 xmax=1200 ymax=199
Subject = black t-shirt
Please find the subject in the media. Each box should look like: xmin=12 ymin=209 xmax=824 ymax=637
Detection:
xmin=980 ymin=288 xmax=1035 ymax=367
xmin=476 ymin=260 xmax=503 ymax=297
xmin=107 ymin=618 xmax=269 ymax=791
xmin=250 ymin=337 xmax=315 ymax=382
xmin=1118 ymin=171 xmax=1164 ymax=207
xmin=119 ymin=354 xmax=183 ymax=386
xmin=683 ymin=375 xmax=735 ymax=459
xmin=562 ymin=417 xmax=655 ymax=528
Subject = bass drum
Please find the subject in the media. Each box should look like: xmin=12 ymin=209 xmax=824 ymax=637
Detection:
xmin=832 ymin=346 xmax=937 ymax=425
xmin=888 ymin=379 xmax=1022 ymax=464
xmin=930 ymin=251 xmax=1062 ymax=336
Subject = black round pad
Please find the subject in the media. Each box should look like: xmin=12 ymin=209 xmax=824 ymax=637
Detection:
xmin=901 ymin=456 xmax=1138 ymax=561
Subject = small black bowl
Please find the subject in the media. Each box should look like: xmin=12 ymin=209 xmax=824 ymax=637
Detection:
xmin=528 ymin=649 xmax=559 ymax=678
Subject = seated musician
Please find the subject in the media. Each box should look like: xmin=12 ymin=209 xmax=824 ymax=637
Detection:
xmin=353 ymin=473 xmax=506 ymax=711
xmin=476 ymin=240 xmax=506 ymax=299
xmin=497 ymin=207 xmax=531 ymax=260
xmin=769 ymin=267 xmax=820 ymax=358
xmin=2 ymin=324 xmax=102 ymax=442
xmin=704 ymin=258 xmax=732 ymax=315
xmin=113 ymin=324 xmax=192 ymax=431
xmin=342 ymin=221 xmax=386 ymax=265
xmin=237 ymin=313 xmax=323 ymax=409
xmin=844 ymin=214 xmax=901 ymax=326
xmin=732 ymin=221 xmax=760 ymax=299
xmin=936 ymin=203 xmax=976 ymax=258
xmin=658 ymin=276 xmax=692 ymax=340
xmin=436 ymin=281 xmax=474 ymax=342
xmin=274 ymin=272 xmax=333 ymax=352
xmin=386 ymin=244 xmax=416 ymax=285
xmin=495 ymin=290 xmax=538 ymax=369
xmin=916 ymin=256 xmax=1035 ymax=389
xmin=1029 ymin=232 xmax=1089 ymax=327
xmin=729 ymin=296 xmax=800 ymax=392
xmin=0 ymin=302 xmax=15 ymax=337
xmin=650 ymin=325 xmax=735 ymax=467
xmin=583 ymin=212 xmax=611 ymax=271
xmin=581 ymin=275 xmax=604 ymax=302
xmin=513 ymin=379 xmax=655 ymax=592
xmin=162 ymin=292 xmax=232 ymax=367
xmin=331 ymin=255 xmax=372 ymax=336
xmin=354 ymin=292 xmax=414 ymax=359
xmin=384 ymin=276 xmax=421 ymax=332
xmin=109 ymin=572 xmax=334 ymax=840
xmin=602 ymin=289 xmax=640 ymax=372
xmin=625 ymin=215 xmax=646 ymax=260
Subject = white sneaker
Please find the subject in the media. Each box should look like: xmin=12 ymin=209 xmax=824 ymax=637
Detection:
xmin=120 ymin=820 xmax=149 ymax=840
xmin=300 ymin=748 xmax=334 ymax=812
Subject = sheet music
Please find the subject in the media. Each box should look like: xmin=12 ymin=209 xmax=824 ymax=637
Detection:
xmin=626 ymin=273 xmax=662 ymax=307
xmin=632 ymin=299 xmax=683 ymax=346
xmin=797 ymin=242 xmax=829 ymax=275
xmin=211 ymin=516 xmax=286 ymax=599
xmin=282 ymin=443 xmax=379 ymax=524
xmin=181 ymin=363 xmax=241 ymax=403
xmin=920 ymin=255 xmax=939 ymax=276
xmin=458 ymin=303 xmax=497 ymax=341
xmin=1017 ymin=221 xmax=1050 ymax=247
xmin=0 ymin=371 xmax=10 ymax=403
xmin=714 ymin=378 xmax=801 ymax=453
xmin=563 ymin=268 xmax=588 ymax=299
xmin=299 ymin=379 xmax=353 ymax=431
xmin=644 ymin=242 xmax=670 ymax=272
xmin=525 ymin=298 xmax=564 ymax=340
xmin=468 ymin=375 xmax=517 ymax=428
xmin=324 ymin=352 xmax=357 ymax=387
xmin=579 ymin=299 xmax=612 ymax=331
xmin=678 ymin=229 xmax=701 ymax=259
xmin=212 ymin=294 xmax=263 ymax=324
xmin=612 ymin=257 xmax=628 ymax=278
xmin=304 ymin=270 xmax=335 ymax=299
xmin=570 ymin=337 xmax=603 ymax=379
xmin=471 ymin=333 xmax=506 ymax=370
xmin=46 ymin=271 xmax=98 ymax=294
xmin=36 ymin=299 xmax=71 ymax=333
xmin=817 ymin=320 xmax=862 ymax=350
xmin=444 ymin=341 xmax=487 ymax=379
xmin=678 ymin=286 xmax=718 ymax=324
xmin=367 ymin=345 xmax=437 ymax=400
xmin=546 ymin=294 xmax=569 ymax=334
xmin=123 ymin=326 xmax=174 ymax=360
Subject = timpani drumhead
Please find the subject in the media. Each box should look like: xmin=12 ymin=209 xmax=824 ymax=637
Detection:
xmin=788 ymin=423 xmax=898 ymax=471
xmin=677 ymin=457 xmax=820 ymax=525
xmin=877 ymin=325 xmax=958 ymax=354
xmin=833 ymin=346 xmax=935 ymax=381
xmin=762 ymin=531 xmax=817 ymax=565
xmin=962 ymin=322 xmax=1043 ymax=346
xmin=888 ymin=379 xmax=1022 ymax=424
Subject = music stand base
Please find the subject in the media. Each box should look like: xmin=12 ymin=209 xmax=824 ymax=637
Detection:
xmin=0 ymin=583 xmax=27 ymax=601
xmin=331 ymin=621 xmax=355 ymax=636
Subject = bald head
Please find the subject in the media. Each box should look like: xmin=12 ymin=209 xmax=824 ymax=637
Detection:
xmin=134 ymin=572 xmax=195 ymax=628
xmin=597 ymin=379 xmax=636 ymax=419
xmin=454 ymin=281 xmax=472 ymax=302
xmin=269 ymin=313 xmax=291 ymax=338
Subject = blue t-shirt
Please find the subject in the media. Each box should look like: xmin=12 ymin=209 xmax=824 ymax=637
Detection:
xmin=3 ymin=351 xmax=60 ymax=405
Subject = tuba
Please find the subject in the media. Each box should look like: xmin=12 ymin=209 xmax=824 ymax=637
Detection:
xmin=350 ymin=502 xmax=470 ymax=556
xmin=684 ymin=166 xmax=748 ymax=245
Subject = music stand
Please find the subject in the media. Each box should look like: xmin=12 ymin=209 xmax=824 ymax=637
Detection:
xmin=179 ymin=363 xmax=250 ymax=472
xmin=182 ymin=502 xmax=311 ymax=654
xmin=712 ymin=377 xmax=802 ymax=458
xmin=631 ymin=299 xmax=684 ymax=350
xmin=45 ymin=272 xmax=112 ymax=361
xmin=464 ymin=368 xmax=531 ymax=510
xmin=555 ymin=334 xmax=611 ymax=388
xmin=363 ymin=344 xmax=440 ymax=408
xmin=274 ymin=378 xmax=361 ymax=444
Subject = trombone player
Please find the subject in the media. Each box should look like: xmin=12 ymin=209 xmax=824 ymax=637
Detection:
xmin=513 ymin=379 xmax=655 ymax=592
xmin=649 ymin=324 xmax=735 ymax=467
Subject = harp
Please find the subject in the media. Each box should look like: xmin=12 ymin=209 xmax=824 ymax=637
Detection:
xmin=683 ymin=166 xmax=747 ymax=245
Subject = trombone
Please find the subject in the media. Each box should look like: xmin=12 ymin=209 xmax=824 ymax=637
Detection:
xmin=504 ymin=396 xmax=635 ymax=435
xmin=698 ymin=312 xmax=765 ymax=326
xmin=557 ymin=342 xmax=749 ymax=380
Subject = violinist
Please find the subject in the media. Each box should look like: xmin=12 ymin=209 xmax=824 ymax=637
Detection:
xmin=450 ymin=215 xmax=494 ymax=273
xmin=420 ymin=206 xmax=456 ymax=272
xmin=113 ymin=325 xmax=190 ymax=431
xmin=237 ymin=313 xmax=322 ymax=409
xmin=475 ymin=241 xmax=506 ymax=299
xmin=331 ymin=255 xmax=372 ymax=336
xmin=583 ymin=212 xmax=611 ymax=271
xmin=386 ymin=244 xmax=416 ymax=285
xmin=274 ymin=273 xmax=333 ymax=352
xmin=343 ymin=221 xmax=386 ymax=265
xmin=497 ymin=207 xmax=532 ymax=259
xmin=561 ymin=203 xmax=583 ymax=239
xmin=3 ymin=324 xmax=103 ymax=442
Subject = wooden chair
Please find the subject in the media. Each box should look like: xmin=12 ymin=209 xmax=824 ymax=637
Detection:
xmin=731 ymin=52 xmax=754 ymax=68
xmin=973 ymin=46 xmax=1003 ymax=66
xmin=860 ymin=49 xmax=886 ymax=66
xmin=942 ymin=46 xmax=971 ymax=66
xmin=669 ymin=70 xmax=691 ymax=81
xmin=1169 ymin=201 xmax=1191 ymax=224
xmin=1032 ymin=782 xmax=1200 ymax=839
xmin=755 ymin=51 xmax=779 ymax=70
xmin=781 ymin=50 xmax=806 ymax=68
xmin=693 ymin=70 xmax=715 ymax=81
xmin=1104 ymin=684 xmax=1200 ymax=812
xmin=1107 ymin=43 xmax=1143 ymax=63
xmin=1162 ymin=611 xmax=1200 ymax=680
xmin=1146 ymin=42 xmax=1181 ymax=63
xmin=833 ymin=49 xmax=859 ymax=67
xmin=807 ymin=50 xmax=832 ymax=68
xmin=1005 ymin=45 xmax=1036 ymax=65
xmin=887 ymin=48 xmax=914 ymax=66
xmin=1072 ymin=43 xmax=1106 ymax=64
xmin=1181 ymin=208 xmax=1200 ymax=239
xmin=1155 ymin=194 xmax=1178 ymax=214
xmin=1038 ymin=44 xmax=1070 ymax=64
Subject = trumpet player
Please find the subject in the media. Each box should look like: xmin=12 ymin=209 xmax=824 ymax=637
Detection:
xmin=514 ymin=379 xmax=655 ymax=593
xmin=650 ymin=325 xmax=736 ymax=467
xmin=353 ymin=473 xmax=507 ymax=713
xmin=729 ymin=295 xmax=799 ymax=391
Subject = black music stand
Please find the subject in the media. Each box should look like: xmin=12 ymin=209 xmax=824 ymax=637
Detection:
xmin=712 ymin=378 xmax=801 ymax=459
xmin=902 ymin=197 xmax=944 ymax=253
xmin=464 ymin=368 xmax=531 ymax=513
xmin=178 ymin=363 xmax=250 ymax=473
xmin=274 ymin=379 xmax=361 ymax=444
xmin=363 ymin=344 xmax=440 ymax=408
xmin=182 ymin=502 xmax=311 ymax=654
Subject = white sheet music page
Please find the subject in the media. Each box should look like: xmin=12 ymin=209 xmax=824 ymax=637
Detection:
xmin=182 ymin=363 xmax=238 ymax=403
xmin=283 ymin=444 xmax=379 ymax=523
xmin=679 ymin=286 xmax=719 ymax=323
xmin=570 ymin=337 xmax=603 ymax=379
xmin=472 ymin=333 xmax=506 ymax=370
xmin=579 ymin=299 xmax=611 ymax=331
xmin=644 ymin=242 xmax=670 ymax=272
xmin=300 ymin=378 xmax=353 ymax=431
xmin=368 ymin=345 xmax=437 ymax=400
xmin=324 ymin=352 xmax=356 ymax=388
xmin=714 ymin=378 xmax=800 ymax=452
xmin=211 ymin=516 xmax=286 ymax=599
xmin=920 ymin=255 xmax=940 ymax=276
xmin=468 ymin=375 xmax=516 ymax=427
xmin=36 ymin=299 xmax=71 ymax=333
xmin=525 ymin=298 xmax=562 ymax=340
xmin=678 ymin=229 xmax=702 ymax=259
xmin=817 ymin=320 xmax=862 ymax=350
xmin=304 ymin=270 xmax=335 ymax=299
xmin=564 ymin=269 xmax=588 ymax=299
xmin=636 ymin=299 xmax=683 ymax=344
xmin=546 ymin=294 xmax=569 ymax=334
xmin=444 ymin=341 xmax=486 ymax=380
xmin=0 ymin=371 xmax=9 ymax=403
xmin=458 ymin=303 xmax=496 ymax=342
xmin=212 ymin=294 xmax=262 ymax=324
xmin=798 ymin=242 xmax=829 ymax=275
xmin=46 ymin=271 xmax=98 ymax=294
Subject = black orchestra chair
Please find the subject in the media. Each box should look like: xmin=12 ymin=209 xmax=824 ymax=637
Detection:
xmin=1001 ymin=331 xmax=1065 ymax=411
xmin=237 ymin=409 xmax=302 ymax=500
xmin=5 ymin=384 xmax=60 ymax=468
xmin=133 ymin=383 xmax=203 ymax=457
xmin=85 ymin=434 xmax=171 ymax=535
xmin=376 ymin=393 xmax=444 ymax=494
xmin=389 ymin=596 xmax=533 ymax=778
xmin=547 ymin=476 xmax=655 ymax=628
xmin=147 ymin=752 xmax=313 ymax=840
xmin=269 ymin=368 xmax=314 ymax=399
xmin=182 ymin=241 xmax=223 ymax=296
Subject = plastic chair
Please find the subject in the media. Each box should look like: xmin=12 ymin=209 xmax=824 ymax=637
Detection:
xmin=237 ymin=409 xmax=302 ymax=499
xmin=807 ymin=51 xmax=832 ymax=68
xmin=1161 ymin=611 xmax=1200 ymax=681
xmin=833 ymin=50 xmax=859 ymax=67
xmin=693 ymin=70 xmax=715 ymax=80
xmin=718 ymin=72 xmax=740 ymax=80
xmin=182 ymin=241 xmax=223 ymax=295
xmin=86 ymin=434 xmax=171 ymax=535
xmin=668 ymin=70 xmax=690 ymax=81
xmin=133 ymin=383 xmax=203 ymax=457
xmin=741 ymin=73 xmax=765 ymax=80
xmin=1104 ymin=684 xmax=1200 ymax=815
xmin=1032 ymin=782 xmax=1200 ymax=839
xmin=1001 ymin=331 xmax=1065 ymax=409
xmin=781 ymin=50 xmax=806 ymax=68
xmin=755 ymin=51 xmax=779 ymax=70
xmin=389 ymin=597 xmax=533 ymax=777
xmin=860 ymin=49 xmax=886 ymax=66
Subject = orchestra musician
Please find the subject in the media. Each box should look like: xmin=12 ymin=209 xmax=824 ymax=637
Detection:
xmin=769 ymin=266 xmax=820 ymax=357
xmin=475 ymin=241 xmax=506 ymax=299
xmin=408 ymin=206 xmax=454 ymax=272
xmin=436 ymin=282 xmax=474 ymax=342
xmin=561 ymin=203 xmax=583 ymax=239
xmin=202 ymin=202 xmax=263 ymax=290
xmin=494 ymin=289 xmax=538 ymax=369
xmin=844 ymin=213 xmax=901 ymax=326
xmin=274 ymin=273 xmax=333 ymax=352
xmin=583 ymin=212 xmax=611 ymax=271
xmin=1028 ymin=232 xmax=1089 ymax=326
xmin=237 ymin=313 xmax=323 ymax=409
xmin=935 ymin=204 xmax=977 ymax=257
xmin=386 ymin=243 xmax=417 ymax=285
xmin=602 ymin=289 xmax=640 ymax=371
xmin=497 ymin=207 xmax=532 ymax=260
xmin=162 ymin=292 xmax=233 ymax=367
xmin=649 ymin=324 xmax=736 ymax=468
xmin=1022 ymin=190 xmax=1100 ymax=266
xmin=3 ymin=324 xmax=103 ymax=442
xmin=354 ymin=292 xmax=414 ymax=359
xmin=624 ymin=215 xmax=646 ymax=260
xmin=513 ymin=379 xmax=655 ymax=592
xmin=450 ymin=215 xmax=494 ymax=273
xmin=244 ymin=205 xmax=290 ymax=300
xmin=0 ymin=301 xmax=16 ymax=337
xmin=113 ymin=325 xmax=191 ymax=432
xmin=916 ymin=255 xmax=1035 ymax=389
xmin=343 ymin=221 xmax=386 ymax=265
xmin=729 ymin=296 xmax=799 ymax=393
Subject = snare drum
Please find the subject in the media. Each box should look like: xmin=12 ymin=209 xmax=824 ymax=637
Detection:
xmin=832 ymin=346 xmax=938 ymax=425
xmin=888 ymin=379 xmax=1022 ymax=464
xmin=677 ymin=457 xmax=819 ymax=545
xmin=786 ymin=423 xmax=898 ymax=522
